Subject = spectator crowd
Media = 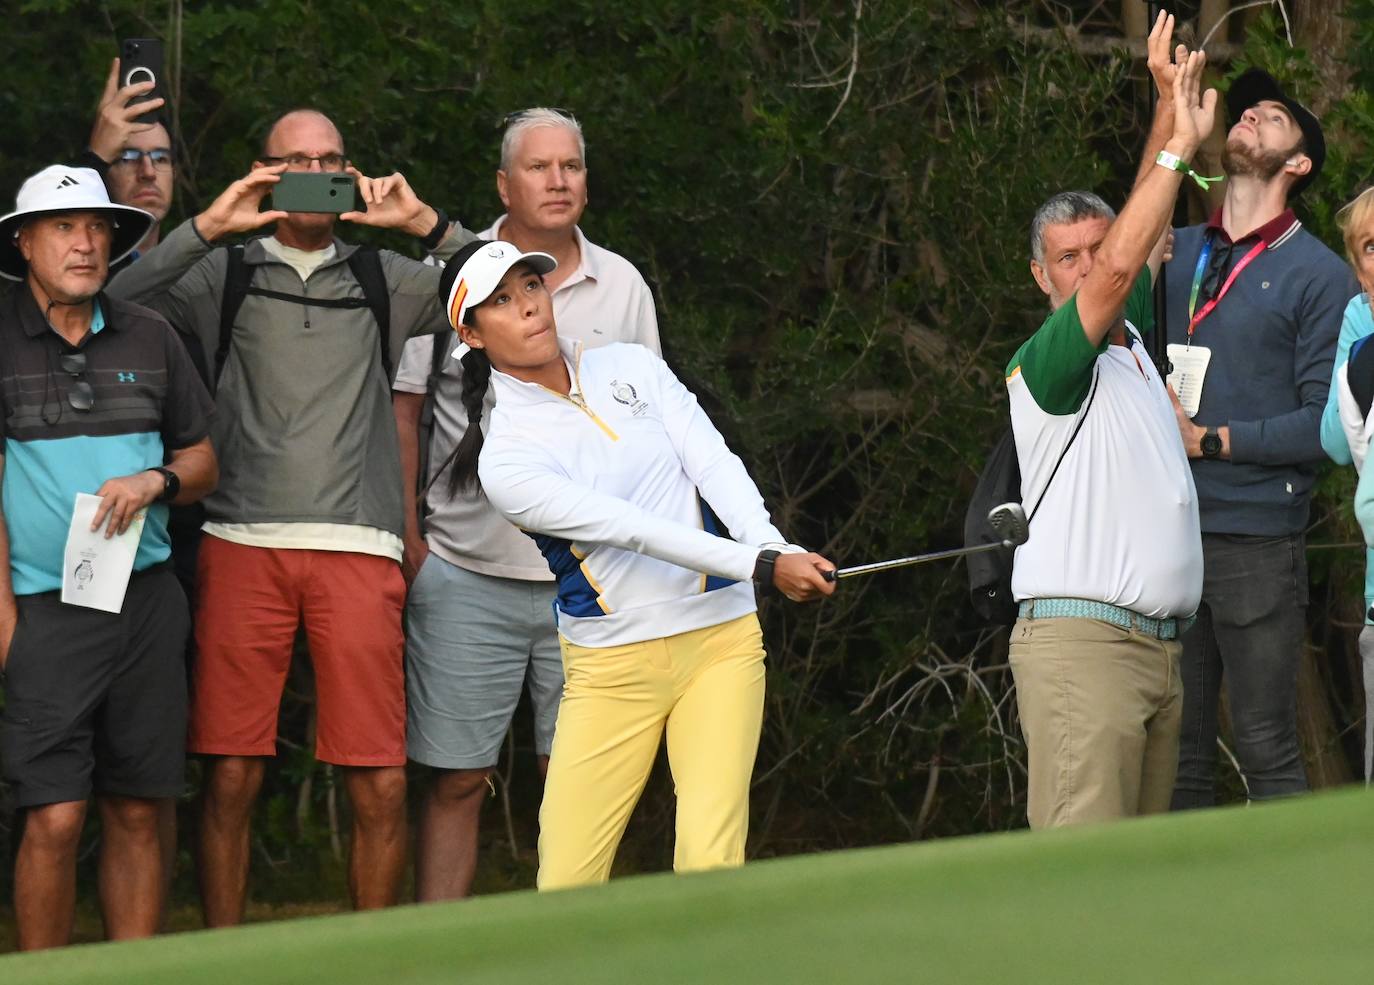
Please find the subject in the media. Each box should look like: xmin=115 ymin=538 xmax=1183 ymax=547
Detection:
xmin=1 ymin=13 xmax=1371 ymax=951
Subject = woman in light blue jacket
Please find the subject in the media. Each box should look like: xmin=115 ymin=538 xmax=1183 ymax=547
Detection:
xmin=1320 ymin=185 xmax=1374 ymax=782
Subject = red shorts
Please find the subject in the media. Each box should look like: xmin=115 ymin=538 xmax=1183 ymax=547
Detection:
xmin=189 ymin=536 xmax=406 ymax=766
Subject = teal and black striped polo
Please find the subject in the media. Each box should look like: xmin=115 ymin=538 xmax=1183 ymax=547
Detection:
xmin=0 ymin=286 xmax=213 ymax=595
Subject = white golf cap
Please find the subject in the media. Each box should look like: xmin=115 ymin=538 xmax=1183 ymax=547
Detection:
xmin=440 ymin=239 xmax=557 ymax=333
xmin=0 ymin=165 xmax=154 ymax=281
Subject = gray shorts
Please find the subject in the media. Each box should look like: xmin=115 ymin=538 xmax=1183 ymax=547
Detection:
xmin=405 ymin=552 xmax=562 ymax=769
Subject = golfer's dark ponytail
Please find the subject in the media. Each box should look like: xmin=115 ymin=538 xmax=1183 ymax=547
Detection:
xmin=447 ymin=346 xmax=492 ymax=494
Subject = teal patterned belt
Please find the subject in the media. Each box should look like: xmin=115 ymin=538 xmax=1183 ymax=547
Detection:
xmin=1017 ymin=598 xmax=1195 ymax=641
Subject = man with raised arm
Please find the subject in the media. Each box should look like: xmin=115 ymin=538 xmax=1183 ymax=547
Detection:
xmin=1007 ymin=14 xmax=1208 ymax=829
xmin=75 ymin=59 xmax=176 ymax=268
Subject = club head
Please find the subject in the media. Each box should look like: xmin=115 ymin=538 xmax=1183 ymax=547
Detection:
xmin=987 ymin=502 xmax=1029 ymax=548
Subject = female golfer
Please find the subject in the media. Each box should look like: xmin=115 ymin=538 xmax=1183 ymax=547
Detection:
xmin=437 ymin=239 xmax=835 ymax=889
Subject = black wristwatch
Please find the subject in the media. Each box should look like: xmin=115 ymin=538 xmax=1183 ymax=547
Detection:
xmin=419 ymin=208 xmax=450 ymax=252
xmin=1200 ymin=427 xmax=1223 ymax=460
xmin=150 ymin=466 xmax=180 ymax=502
xmin=753 ymin=549 xmax=781 ymax=596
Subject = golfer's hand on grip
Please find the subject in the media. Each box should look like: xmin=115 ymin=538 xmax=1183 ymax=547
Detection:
xmin=774 ymin=552 xmax=837 ymax=602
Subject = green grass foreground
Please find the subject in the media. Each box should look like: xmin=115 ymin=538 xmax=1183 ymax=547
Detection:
xmin=4 ymin=789 xmax=1372 ymax=984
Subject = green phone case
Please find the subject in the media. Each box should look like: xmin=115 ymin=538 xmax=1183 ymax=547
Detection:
xmin=272 ymin=173 xmax=358 ymax=214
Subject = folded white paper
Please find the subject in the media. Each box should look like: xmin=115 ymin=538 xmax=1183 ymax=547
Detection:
xmin=62 ymin=493 xmax=145 ymax=613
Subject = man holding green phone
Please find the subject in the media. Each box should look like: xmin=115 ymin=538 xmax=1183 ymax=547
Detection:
xmin=104 ymin=108 xmax=474 ymax=925
xmin=271 ymin=171 xmax=363 ymax=215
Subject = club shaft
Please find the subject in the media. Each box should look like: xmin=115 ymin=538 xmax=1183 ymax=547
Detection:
xmin=832 ymin=540 xmax=1013 ymax=580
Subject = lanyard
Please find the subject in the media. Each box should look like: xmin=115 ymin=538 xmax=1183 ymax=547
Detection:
xmin=1186 ymin=233 xmax=1267 ymax=341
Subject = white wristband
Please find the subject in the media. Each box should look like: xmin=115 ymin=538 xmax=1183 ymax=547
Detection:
xmin=1155 ymin=150 xmax=1223 ymax=191
xmin=1155 ymin=150 xmax=1187 ymax=173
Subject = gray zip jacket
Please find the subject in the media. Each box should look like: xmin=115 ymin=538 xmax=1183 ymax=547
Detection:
xmin=105 ymin=218 xmax=472 ymax=537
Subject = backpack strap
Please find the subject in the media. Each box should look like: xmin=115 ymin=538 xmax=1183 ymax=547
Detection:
xmin=1027 ymin=364 xmax=1099 ymax=523
xmin=344 ymin=247 xmax=393 ymax=382
xmin=415 ymin=332 xmax=454 ymax=498
xmin=216 ymin=244 xmax=254 ymax=385
xmin=215 ymin=244 xmax=394 ymax=385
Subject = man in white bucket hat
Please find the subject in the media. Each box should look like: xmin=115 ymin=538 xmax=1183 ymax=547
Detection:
xmin=0 ymin=164 xmax=217 ymax=950
xmin=0 ymin=164 xmax=151 ymax=281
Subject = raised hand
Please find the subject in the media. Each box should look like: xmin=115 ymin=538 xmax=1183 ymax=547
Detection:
xmin=193 ymin=164 xmax=290 ymax=242
xmin=89 ymin=58 xmax=167 ymax=162
xmin=1145 ymin=12 xmax=1189 ymax=106
xmin=340 ymin=167 xmax=441 ymax=238
xmin=1169 ymin=48 xmax=1218 ymax=158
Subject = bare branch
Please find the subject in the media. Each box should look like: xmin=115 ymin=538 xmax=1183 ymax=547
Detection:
xmin=823 ymin=0 xmax=864 ymax=132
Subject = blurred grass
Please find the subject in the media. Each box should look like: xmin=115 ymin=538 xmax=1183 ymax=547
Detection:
xmin=2 ymin=788 xmax=1371 ymax=984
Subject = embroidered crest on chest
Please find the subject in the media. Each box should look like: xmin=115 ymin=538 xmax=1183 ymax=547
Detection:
xmin=609 ymin=379 xmax=649 ymax=417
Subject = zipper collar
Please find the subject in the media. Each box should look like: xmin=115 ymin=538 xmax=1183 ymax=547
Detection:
xmin=489 ymin=338 xmax=619 ymax=440
xmin=489 ymin=337 xmax=585 ymax=407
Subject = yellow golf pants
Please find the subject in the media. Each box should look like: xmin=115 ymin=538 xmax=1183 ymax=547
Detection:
xmin=537 ymin=613 xmax=767 ymax=890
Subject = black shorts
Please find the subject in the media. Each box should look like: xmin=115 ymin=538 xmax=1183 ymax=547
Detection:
xmin=1 ymin=566 xmax=189 ymax=808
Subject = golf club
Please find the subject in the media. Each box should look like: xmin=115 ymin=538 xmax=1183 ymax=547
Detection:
xmin=820 ymin=502 xmax=1029 ymax=582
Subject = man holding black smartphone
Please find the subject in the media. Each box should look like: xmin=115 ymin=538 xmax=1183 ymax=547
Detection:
xmin=65 ymin=51 xmax=185 ymax=928
xmin=105 ymin=108 xmax=474 ymax=925
xmin=70 ymin=59 xmax=174 ymax=269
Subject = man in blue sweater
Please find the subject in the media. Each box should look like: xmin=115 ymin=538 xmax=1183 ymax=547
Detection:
xmin=1158 ymin=68 xmax=1357 ymax=807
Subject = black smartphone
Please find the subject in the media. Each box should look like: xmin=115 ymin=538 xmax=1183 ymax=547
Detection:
xmin=271 ymin=172 xmax=360 ymax=215
xmin=120 ymin=38 xmax=165 ymax=126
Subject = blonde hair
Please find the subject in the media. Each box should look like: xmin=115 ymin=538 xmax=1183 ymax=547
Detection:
xmin=1336 ymin=186 xmax=1374 ymax=272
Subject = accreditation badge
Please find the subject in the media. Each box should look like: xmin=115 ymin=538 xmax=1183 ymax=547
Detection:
xmin=1166 ymin=343 xmax=1211 ymax=418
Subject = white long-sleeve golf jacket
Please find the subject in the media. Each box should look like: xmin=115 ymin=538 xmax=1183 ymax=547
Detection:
xmin=479 ymin=339 xmax=789 ymax=647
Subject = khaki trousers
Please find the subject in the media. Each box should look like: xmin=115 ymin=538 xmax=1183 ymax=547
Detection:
xmin=1009 ymin=616 xmax=1182 ymax=829
xmin=537 ymin=613 xmax=766 ymax=890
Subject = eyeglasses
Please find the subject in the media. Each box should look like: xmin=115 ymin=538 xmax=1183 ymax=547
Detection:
xmin=260 ymin=153 xmax=348 ymax=172
xmin=59 ymin=352 xmax=95 ymax=412
xmin=112 ymin=148 xmax=174 ymax=171
xmin=500 ymin=108 xmax=576 ymax=129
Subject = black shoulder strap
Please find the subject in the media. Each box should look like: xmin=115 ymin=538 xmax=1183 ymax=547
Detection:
xmin=217 ymin=244 xmax=253 ymax=385
xmin=429 ymin=328 xmax=452 ymax=382
xmin=418 ymin=333 xmax=451 ymax=428
xmin=215 ymin=244 xmax=394 ymax=385
xmin=415 ymin=333 xmax=454 ymax=499
xmin=1027 ymin=364 xmax=1099 ymax=523
xmin=345 ymin=247 xmax=393 ymax=383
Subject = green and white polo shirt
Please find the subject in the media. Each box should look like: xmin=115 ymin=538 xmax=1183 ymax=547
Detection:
xmin=1005 ymin=270 xmax=1201 ymax=619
